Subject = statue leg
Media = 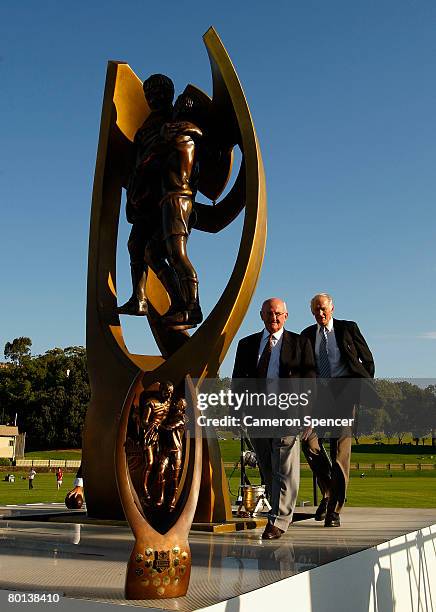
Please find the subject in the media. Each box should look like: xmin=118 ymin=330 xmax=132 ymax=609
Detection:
xmin=155 ymin=457 xmax=169 ymax=507
xmin=179 ymin=276 xmax=202 ymax=323
xmin=142 ymin=447 xmax=154 ymax=503
xmin=118 ymin=224 xmax=148 ymax=316
xmin=163 ymin=235 xmax=203 ymax=326
xmin=145 ymin=239 xmax=185 ymax=314
xmin=169 ymin=455 xmax=182 ymax=511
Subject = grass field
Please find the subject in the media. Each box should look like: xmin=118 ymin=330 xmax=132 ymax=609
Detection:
xmin=23 ymin=449 xmax=82 ymax=460
xmin=1 ymin=441 xmax=432 ymax=509
xmin=21 ymin=440 xmax=436 ymax=465
xmin=218 ymin=440 xmax=436 ymax=465
xmin=0 ymin=471 xmax=79 ymax=505
xmin=348 ymin=444 xmax=436 ymax=464
xmin=1 ymin=468 xmax=435 ymax=509
xmin=226 ymin=469 xmax=436 ymax=508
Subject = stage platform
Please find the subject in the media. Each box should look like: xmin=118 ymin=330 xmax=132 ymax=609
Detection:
xmin=1 ymin=505 xmax=435 ymax=611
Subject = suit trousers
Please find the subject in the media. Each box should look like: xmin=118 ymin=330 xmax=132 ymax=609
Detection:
xmin=251 ymin=435 xmax=300 ymax=532
xmin=303 ymin=430 xmax=352 ymax=514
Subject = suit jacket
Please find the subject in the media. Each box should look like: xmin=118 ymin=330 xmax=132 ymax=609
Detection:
xmin=232 ymin=329 xmax=316 ymax=379
xmin=300 ymin=319 xmax=374 ymax=379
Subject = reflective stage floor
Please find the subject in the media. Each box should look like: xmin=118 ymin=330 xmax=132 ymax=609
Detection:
xmin=1 ymin=505 xmax=436 ymax=610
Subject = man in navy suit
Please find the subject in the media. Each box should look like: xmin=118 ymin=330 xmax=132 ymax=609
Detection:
xmin=232 ymin=297 xmax=316 ymax=539
xmin=301 ymin=293 xmax=375 ymax=527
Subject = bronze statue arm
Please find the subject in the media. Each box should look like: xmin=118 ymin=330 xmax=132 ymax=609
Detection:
xmin=142 ymin=403 xmax=152 ymax=424
xmin=193 ymin=162 xmax=245 ymax=233
xmin=162 ymin=416 xmax=186 ymax=430
xmin=161 ymin=121 xmax=203 ymax=142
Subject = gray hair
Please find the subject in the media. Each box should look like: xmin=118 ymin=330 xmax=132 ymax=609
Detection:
xmin=310 ymin=293 xmax=333 ymax=312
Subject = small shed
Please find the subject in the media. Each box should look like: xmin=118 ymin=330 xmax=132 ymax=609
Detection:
xmin=0 ymin=425 xmax=19 ymax=459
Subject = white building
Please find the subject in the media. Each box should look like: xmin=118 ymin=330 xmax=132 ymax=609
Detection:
xmin=0 ymin=425 xmax=20 ymax=460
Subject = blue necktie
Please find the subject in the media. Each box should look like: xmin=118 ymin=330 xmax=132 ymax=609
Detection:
xmin=318 ymin=327 xmax=331 ymax=378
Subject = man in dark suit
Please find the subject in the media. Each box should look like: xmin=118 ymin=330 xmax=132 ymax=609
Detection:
xmin=301 ymin=293 xmax=375 ymax=527
xmin=232 ymin=297 xmax=316 ymax=539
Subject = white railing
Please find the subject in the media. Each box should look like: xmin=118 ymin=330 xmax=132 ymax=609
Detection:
xmin=14 ymin=459 xmax=81 ymax=468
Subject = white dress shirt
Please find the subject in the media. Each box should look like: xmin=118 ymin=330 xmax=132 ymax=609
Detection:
xmin=257 ymin=327 xmax=284 ymax=378
xmin=315 ymin=318 xmax=350 ymax=378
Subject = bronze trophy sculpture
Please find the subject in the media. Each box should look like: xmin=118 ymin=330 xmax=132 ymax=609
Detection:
xmin=83 ymin=27 xmax=267 ymax=599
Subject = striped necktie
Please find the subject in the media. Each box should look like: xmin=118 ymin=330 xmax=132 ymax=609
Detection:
xmin=257 ymin=334 xmax=273 ymax=378
xmin=318 ymin=327 xmax=331 ymax=378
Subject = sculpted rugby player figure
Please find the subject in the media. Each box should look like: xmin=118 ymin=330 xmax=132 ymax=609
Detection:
xmin=118 ymin=74 xmax=184 ymax=318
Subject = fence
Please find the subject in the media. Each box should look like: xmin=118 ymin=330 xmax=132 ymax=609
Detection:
xmin=15 ymin=459 xmax=81 ymax=468
xmin=224 ymin=462 xmax=436 ymax=471
xmin=13 ymin=460 xmax=436 ymax=471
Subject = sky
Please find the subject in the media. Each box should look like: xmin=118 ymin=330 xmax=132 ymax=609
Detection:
xmin=1 ymin=0 xmax=435 ymax=378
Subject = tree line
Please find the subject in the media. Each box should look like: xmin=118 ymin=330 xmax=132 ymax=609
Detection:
xmin=359 ymin=379 xmax=436 ymax=445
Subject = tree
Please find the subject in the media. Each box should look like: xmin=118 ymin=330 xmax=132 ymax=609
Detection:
xmin=424 ymin=385 xmax=436 ymax=446
xmin=0 ymin=344 xmax=90 ymax=450
xmin=4 ymin=337 xmax=32 ymax=365
xmin=397 ymin=381 xmax=430 ymax=445
xmin=354 ymin=379 xmax=404 ymax=441
xmin=374 ymin=380 xmax=408 ymax=444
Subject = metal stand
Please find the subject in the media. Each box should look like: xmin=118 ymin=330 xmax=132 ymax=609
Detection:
xmin=238 ymin=435 xmax=251 ymax=496
xmin=235 ymin=432 xmax=271 ymax=517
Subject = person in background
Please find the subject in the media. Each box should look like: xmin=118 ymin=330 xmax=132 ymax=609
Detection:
xmin=56 ymin=467 xmax=63 ymax=490
xmin=28 ymin=467 xmax=36 ymax=490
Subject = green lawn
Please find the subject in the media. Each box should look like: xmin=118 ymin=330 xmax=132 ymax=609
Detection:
xmin=20 ymin=441 xmax=436 ymax=466
xmin=3 ymin=441 xmax=433 ymax=510
xmin=222 ymin=439 xmax=436 ymax=508
xmin=24 ymin=449 xmax=82 ymax=460
xmin=219 ymin=440 xmax=436 ymax=464
xmin=349 ymin=443 xmax=436 ymax=464
xmin=0 ymin=472 xmax=79 ymax=505
xmin=226 ymin=469 xmax=436 ymax=508
xmin=1 ymin=468 xmax=435 ymax=509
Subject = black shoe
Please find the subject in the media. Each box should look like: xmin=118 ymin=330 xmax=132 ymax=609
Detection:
xmin=314 ymin=498 xmax=328 ymax=521
xmin=262 ymin=524 xmax=285 ymax=540
xmin=324 ymin=512 xmax=341 ymax=527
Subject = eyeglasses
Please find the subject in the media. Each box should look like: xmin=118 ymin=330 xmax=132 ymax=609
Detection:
xmin=262 ymin=311 xmax=287 ymax=319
